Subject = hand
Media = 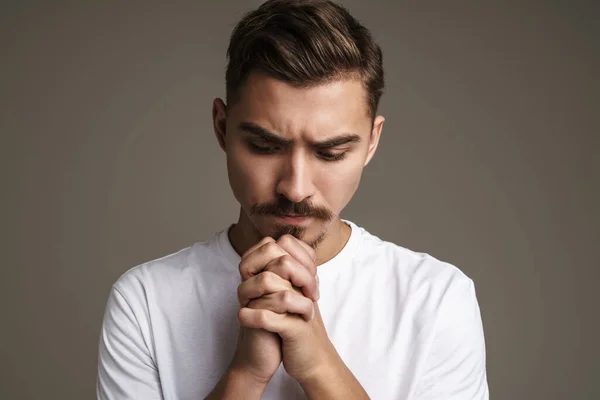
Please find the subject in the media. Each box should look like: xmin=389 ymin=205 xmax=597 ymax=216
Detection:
xmin=238 ymin=235 xmax=337 ymax=384
xmin=243 ymin=295 xmax=337 ymax=384
xmin=239 ymin=235 xmax=319 ymax=302
xmin=230 ymin=235 xmax=320 ymax=384
xmin=229 ymin=237 xmax=289 ymax=385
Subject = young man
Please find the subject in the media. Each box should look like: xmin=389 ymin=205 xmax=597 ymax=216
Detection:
xmin=97 ymin=1 xmax=489 ymax=399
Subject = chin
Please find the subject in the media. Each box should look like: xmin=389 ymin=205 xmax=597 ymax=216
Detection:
xmin=254 ymin=216 xmax=331 ymax=249
xmin=253 ymin=216 xmax=307 ymax=239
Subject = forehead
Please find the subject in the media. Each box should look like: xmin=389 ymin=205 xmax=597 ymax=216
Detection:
xmin=229 ymin=71 xmax=372 ymax=139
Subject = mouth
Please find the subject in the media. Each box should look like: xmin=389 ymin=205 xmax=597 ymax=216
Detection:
xmin=273 ymin=214 xmax=311 ymax=225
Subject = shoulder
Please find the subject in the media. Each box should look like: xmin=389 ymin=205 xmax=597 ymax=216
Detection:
xmin=111 ymin=239 xmax=218 ymax=303
xmin=353 ymin=225 xmax=477 ymax=314
xmin=358 ymin=226 xmax=474 ymax=289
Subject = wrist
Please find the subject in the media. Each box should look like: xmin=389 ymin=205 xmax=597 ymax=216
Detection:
xmin=228 ymin=363 xmax=272 ymax=387
xmin=297 ymin=352 xmax=368 ymax=399
xmin=228 ymin=364 xmax=272 ymax=394
xmin=295 ymin=344 xmax=342 ymax=386
xmin=297 ymin=355 xmax=340 ymax=387
xmin=206 ymin=365 xmax=270 ymax=400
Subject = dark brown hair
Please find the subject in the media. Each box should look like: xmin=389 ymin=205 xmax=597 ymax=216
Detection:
xmin=225 ymin=0 xmax=384 ymax=118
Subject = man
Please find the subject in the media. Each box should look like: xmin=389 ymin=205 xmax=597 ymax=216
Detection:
xmin=97 ymin=0 xmax=489 ymax=399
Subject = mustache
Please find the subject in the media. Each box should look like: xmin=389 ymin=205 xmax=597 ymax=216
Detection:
xmin=250 ymin=199 xmax=334 ymax=220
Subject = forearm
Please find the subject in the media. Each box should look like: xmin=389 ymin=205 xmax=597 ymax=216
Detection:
xmin=205 ymin=366 xmax=268 ymax=400
xmin=299 ymin=357 xmax=370 ymax=400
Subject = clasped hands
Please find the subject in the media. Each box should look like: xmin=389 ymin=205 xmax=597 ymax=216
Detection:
xmin=232 ymin=234 xmax=337 ymax=386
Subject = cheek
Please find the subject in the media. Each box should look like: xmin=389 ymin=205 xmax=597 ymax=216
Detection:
xmin=315 ymin=162 xmax=364 ymax=211
xmin=227 ymin=146 xmax=276 ymax=204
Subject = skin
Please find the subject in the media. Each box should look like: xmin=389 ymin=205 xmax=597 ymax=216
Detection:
xmin=207 ymin=70 xmax=384 ymax=399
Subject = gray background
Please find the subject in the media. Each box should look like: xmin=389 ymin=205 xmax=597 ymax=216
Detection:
xmin=1 ymin=1 xmax=598 ymax=399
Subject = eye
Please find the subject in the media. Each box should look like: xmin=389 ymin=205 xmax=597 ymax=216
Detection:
xmin=317 ymin=151 xmax=347 ymax=162
xmin=247 ymin=141 xmax=280 ymax=154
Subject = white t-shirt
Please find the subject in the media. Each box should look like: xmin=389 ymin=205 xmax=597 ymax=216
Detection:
xmin=97 ymin=220 xmax=489 ymax=399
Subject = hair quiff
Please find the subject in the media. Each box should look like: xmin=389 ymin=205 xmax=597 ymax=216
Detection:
xmin=225 ymin=0 xmax=384 ymax=118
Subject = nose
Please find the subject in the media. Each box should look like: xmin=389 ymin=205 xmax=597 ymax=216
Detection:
xmin=275 ymin=149 xmax=315 ymax=204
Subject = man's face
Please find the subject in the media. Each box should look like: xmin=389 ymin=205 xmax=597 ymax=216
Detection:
xmin=213 ymin=71 xmax=384 ymax=247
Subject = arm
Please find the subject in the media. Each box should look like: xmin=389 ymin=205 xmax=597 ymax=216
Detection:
xmin=413 ymin=278 xmax=489 ymax=399
xmin=237 ymin=234 xmax=370 ymax=399
xmin=239 ymin=299 xmax=371 ymax=400
xmin=99 ymin=286 xmax=272 ymax=400
xmin=97 ymin=287 xmax=162 ymax=400
xmin=204 ymin=365 xmax=269 ymax=400
xmin=298 ymin=350 xmax=370 ymax=400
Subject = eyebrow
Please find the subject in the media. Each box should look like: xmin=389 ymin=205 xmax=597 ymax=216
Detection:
xmin=238 ymin=122 xmax=362 ymax=148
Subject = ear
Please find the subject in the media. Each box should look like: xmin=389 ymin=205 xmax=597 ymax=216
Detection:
xmin=212 ymin=98 xmax=228 ymax=152
xmin=364 ymin=115 xmax=385 ymax=167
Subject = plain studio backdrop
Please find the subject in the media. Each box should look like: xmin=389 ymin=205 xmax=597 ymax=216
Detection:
xmin=1 ymin=1 xmax=598 ymax=399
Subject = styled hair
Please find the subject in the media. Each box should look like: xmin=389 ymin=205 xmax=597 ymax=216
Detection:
xmin=225 ymin=0 xmax=384 ymax=118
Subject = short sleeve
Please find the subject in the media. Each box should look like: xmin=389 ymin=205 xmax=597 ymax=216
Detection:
xmin=97 ymin=287 xmax=163 ymax=400
xmin=413 ymin=278 xmax=489 ymax=399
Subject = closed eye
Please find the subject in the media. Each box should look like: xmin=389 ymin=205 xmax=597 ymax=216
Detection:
xmin=247 ymin=141 xmax=281 ymax=154
xmin=317 ymin=151 xmax=347 ymax=162
xmin=247 ymin=140 xmax=348 ymax=162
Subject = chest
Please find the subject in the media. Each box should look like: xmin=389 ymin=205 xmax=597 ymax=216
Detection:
xmin=149 ymin=274 xmax=424 ymax=399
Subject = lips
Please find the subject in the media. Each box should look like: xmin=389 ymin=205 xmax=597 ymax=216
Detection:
xmin=274 ymin=214 xmax=311 ymax=224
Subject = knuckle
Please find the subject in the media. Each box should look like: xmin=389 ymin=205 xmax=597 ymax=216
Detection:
xmin=277 ymin=234 xmax=295 ymax=246
xmin=305 ymin=295 xmax=314 ymax=308
xmin=238 ymin=260 xmax=250 ymax=276
xmin=279 ymin=254 xmax=295 ymax=269
xmin=261 ymin=236 xmax=275 ymax=244
xmin=258 ymin=271 xmax=274 ymax=286
xmin=241 ymin=236 xmax=272 ymax=258
xmin=280 ymin=290 xmax=292 ymax=303
xmin=257 ymin=309 xmax=270 ymax=325
xmin=264 ymin=241 xmax=279 ymax=253
xmin=262 ymin=242 xmax=282 ymax=258
xmin=257 ymin=272 xmax=268 ymax=285
xmin=258 ymin=237 xmax=276 ymax=251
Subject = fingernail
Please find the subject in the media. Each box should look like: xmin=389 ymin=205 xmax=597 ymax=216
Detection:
xmin=316 ymin=275 xmax=320 ymax=301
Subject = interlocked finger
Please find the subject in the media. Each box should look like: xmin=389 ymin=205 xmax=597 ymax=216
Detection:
xmin=275 ymin=235 xmax=317 ymax=277
xmin=247 ymin=290 xmax=314 ymax=321
xmin=239 ymin=240 xmax=289 ymax=281
xmin=237 ymin=270 xmax=292 ymax=307
xmin=264 ymin=254 xmax=319 ymax=301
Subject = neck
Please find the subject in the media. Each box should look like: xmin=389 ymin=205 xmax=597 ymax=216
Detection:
xmin=228 ymin=207 xmax=351 ymax=266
